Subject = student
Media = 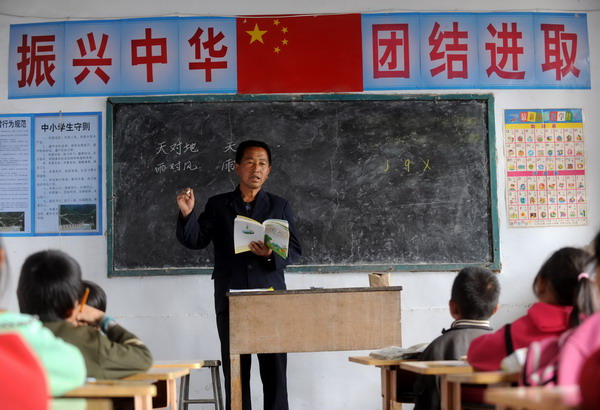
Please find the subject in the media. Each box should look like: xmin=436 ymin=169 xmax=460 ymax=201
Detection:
xmin=467 ymin=247 xmax=590 ymax=371
xmin=553 ymin=231 xmax=600 ymax=385
xmin=0 ymin=239 xmax=86 ymax=397
xmin=17 ymin=249 xmax=153 ymax=379
xmin=77 ymin=280 xmax=107 ymax=330
xmin=413 ymin=267 xmax=500 ymax=410
xmin=0 ymin=333 xmax=47 ymax=410
xmin=579 ymin=347 xmax=600 ymax=410
xmin=82 ymin=279 xmax=107 ymax=312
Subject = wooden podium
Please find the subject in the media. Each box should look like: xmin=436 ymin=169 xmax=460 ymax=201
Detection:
xmin=228 ymin=286 xmax=402 ymax=410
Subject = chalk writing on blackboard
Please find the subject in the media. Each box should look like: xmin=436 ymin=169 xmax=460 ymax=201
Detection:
xmin=107 ymin=95 xmax=499 ymax=276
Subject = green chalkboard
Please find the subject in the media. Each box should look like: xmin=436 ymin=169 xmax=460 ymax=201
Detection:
xmin=106 ymin=94 xmax=499 ymax=276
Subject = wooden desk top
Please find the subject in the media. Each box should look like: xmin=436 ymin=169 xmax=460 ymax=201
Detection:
xmin=227 ymin=286 xmax=403 ymax=297
xmin=349 ymin=356 xmax=407 ymax=366
xmin=123 ymin=367 xmax=190 ymax=381
xmin=51 ymin=398 xmax=113 ymax=410
xmin=63 ymin=381 xmax=157 ymax=398
xmin=399 ymin=360 xmax=473 ymax=375
xmin=485 ymin=386 xmax=582 ymax=410
xmin=153 ymin=360 xmax=204 ymax=369
xmin=446 ymin=370 xmax=519 ymax=384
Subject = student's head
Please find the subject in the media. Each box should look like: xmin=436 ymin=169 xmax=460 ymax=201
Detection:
xmin=533 ymin=246 xmax=597 ymax=327
xmin=235 ymin=140 xmax=272 ymax=165
xmin=533 ymin=247 xmax=590 ymax=305
xmin=82 ymin=280 xmax=107 ymax=312
xmin=17 ymin=250 xmax=83 ymax=322
xmin=450 ymin=267 xmax=500 ymax=320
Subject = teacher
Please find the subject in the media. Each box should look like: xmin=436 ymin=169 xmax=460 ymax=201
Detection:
xmin=176 ymin=140 xmax=302 ymax=410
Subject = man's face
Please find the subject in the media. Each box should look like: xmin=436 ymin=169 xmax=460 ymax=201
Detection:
xmin=235 ymin=146 xmax=271 ymax=191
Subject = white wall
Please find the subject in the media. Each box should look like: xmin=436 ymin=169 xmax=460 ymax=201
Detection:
xmin=1 ymin=1 xmax=599 ymax=409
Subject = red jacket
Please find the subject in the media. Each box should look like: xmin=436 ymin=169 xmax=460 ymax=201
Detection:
xmin=467 ymin=302 xmax=573 ymax=371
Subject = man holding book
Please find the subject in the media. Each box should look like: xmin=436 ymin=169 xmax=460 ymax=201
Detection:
xmin=176 ymin=140 xmax=302 ymax=410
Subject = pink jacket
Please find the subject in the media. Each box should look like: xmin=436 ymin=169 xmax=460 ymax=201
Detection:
xmin=557 ymin=311 xmax=600 ymax=385
xmin=467 ymin=302 xmax=573 ymax=371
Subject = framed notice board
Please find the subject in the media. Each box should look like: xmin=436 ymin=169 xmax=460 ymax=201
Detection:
xmin=106 ymin=94 xmax=499 ymax=276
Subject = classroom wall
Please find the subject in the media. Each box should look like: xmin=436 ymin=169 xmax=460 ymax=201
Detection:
xmin=1 ymin=1 xmax=599 ymax=409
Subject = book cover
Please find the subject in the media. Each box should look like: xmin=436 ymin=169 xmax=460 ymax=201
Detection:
xmin=234 ymin=216 xmax=290 ymax=258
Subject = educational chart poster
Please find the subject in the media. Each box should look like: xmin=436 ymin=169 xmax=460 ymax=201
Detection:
xmin=0 ymin=112 xmax=102 ymax=236
xmin=504 ymin=109 xmax=587 ymax=228
xmin=0 ymin=116 xmax=32 ymax=233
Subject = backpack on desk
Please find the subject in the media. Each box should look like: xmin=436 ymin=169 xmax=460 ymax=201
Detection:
xmin=504 ymin=322 xmax=565 ymax=386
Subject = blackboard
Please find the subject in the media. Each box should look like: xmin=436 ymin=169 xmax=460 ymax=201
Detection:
xmin=106 ymin=94 xmax=499 ymax=276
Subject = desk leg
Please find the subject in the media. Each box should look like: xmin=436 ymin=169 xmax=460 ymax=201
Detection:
xmin=134 ymin=394 xmax=153 ymax=410
xmin=450 ymin=380 xmax=461 ymax=410
xmin=230 ymin=354 xmax=242 ymax=410
xmin=166 ymin=379 xmax=177 ymax=410
xmin=381 ymin=366 xmax=398 ymax=410
xmin=381 ymin=366 xmax=391 ymax=410
xmin=440 ymin=375 xmax=452 ymax=410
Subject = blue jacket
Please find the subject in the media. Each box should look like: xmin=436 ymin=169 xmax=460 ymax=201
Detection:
xmin=176 ymin=187 xmax=302 ymax=313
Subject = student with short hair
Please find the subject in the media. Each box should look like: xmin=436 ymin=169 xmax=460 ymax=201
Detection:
xmin=82 ymin=279 xmax=107 ymax=312
xmin=467 ymin=247 xmax=591 ymax=371
xmin=413 ymin=267 xmax=500 ymax=410
xmin=0 ymin=240 xmax=86 ymax=398
xmin=17 ymin=249 xmax=153 ymax=379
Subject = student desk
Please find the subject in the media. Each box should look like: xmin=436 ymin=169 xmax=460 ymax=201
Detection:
xmin=153 ymin=360 xmax=223 ymax=410
xmin=484 ymin=385 xmax=582 ymax=410
xmin=123 ymin=367 xmax=190 ymax=410
xmin=399 ymin=360 xmax=473 ymax=410
xmin=445 ymin=370 xmax=519 ymax=410
xmin=63 ymin=381 xmax=156 ymax=410
xmin=228 ymin=287 xmax=402 ymax=410
xmin=51 ymin=398 xmax=113 ymax=410
xmin=348 ymin=356 xmax=416 ymax=410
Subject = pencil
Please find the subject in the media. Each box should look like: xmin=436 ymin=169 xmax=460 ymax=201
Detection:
xmin=80 ymin=287 xmax=90 ymax=312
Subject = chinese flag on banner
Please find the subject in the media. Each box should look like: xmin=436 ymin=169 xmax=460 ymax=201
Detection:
xmin=236 ymin=14 xmax=363 ymax=93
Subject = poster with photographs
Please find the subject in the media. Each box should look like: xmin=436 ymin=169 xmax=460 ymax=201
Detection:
xmin=504 ymin=109 xmax=587 ymax=228
xmin=0 ymin=112 xmax=101 ymax=236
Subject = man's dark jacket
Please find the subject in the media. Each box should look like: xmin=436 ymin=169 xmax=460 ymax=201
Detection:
xmin=176 ymin=187 xmax=302 ymax=314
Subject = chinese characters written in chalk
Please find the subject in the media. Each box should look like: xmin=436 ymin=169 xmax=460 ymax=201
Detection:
xmin=154 ymin=140 xmax=201 ymax=173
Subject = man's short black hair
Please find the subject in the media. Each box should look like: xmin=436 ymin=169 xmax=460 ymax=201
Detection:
xmin=82 ymin=279 xmax=107 ymax=312
xmin=451 ymin=266 xmax=500 ymax=320
xmin=235 ymin=140 xmax=272 ymax=165
xmin=17 ymin=250 xmax=83 ymax=322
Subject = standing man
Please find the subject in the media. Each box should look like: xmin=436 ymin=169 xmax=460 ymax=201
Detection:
xmin=176 ymin=140 xmax=302 ymax=410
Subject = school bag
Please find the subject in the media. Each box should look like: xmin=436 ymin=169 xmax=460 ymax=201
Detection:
xmin=504 ymin=322 xmax=569 ymax=386
xmin=520 ymin=335 xmax=562 ymax=386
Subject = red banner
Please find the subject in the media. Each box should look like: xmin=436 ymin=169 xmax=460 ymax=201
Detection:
xmin=236 ymin=14 xmax=363 ymax=94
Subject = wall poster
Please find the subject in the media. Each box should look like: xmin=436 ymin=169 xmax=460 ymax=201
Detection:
xmin=504 ymin=109 xmax=587 ymax=228
xmin=0 ymin=112 xmax=102 ymax=236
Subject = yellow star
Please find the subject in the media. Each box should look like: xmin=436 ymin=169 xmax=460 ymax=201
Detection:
xmin=246 ymin=24 xmax=267 ymax=44
xmin=282 ymin=39 xmax=288 ymax=46
xmin=282 ymin=27 xmax=288 ymax=34
xmin=273 ymin=19 xmax=280 ymax=26
xmin=274 ymin=46 xmax=281 ymax=53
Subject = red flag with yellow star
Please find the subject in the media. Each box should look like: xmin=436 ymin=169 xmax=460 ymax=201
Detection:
xmin=236 ymin=14 xmax=363 ymax=93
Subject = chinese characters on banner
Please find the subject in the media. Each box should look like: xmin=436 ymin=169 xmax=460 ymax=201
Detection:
xmin=7 ymin=12 xmax=590 ymax=98
xmin=363 ymin=12 xmax=589 ymax=90
xmin=0 ymin=113 xmax=102 ymax=236
xmin=504 ymin=109 xmax=587 ymax=228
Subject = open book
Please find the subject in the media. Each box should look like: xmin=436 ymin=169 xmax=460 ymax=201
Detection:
xmin=234 ymin=216 xmax=290 ymax=258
